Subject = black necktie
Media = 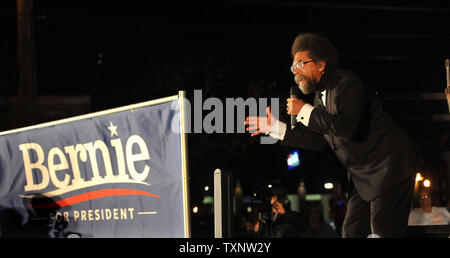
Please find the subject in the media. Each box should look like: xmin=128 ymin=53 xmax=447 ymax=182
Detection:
xmin=318 ymin=93 xmax=325 ymax=108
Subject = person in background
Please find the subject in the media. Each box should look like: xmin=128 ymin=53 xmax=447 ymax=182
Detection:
xmin=408 ymin=189 xmax=450 ymax=226
xmin=269 ymin=188 xmax=308 ymax=237
xmin=250 ymin=188 xmax=307 ymax=238
xmin=328 ymin=183 xmax=347 ymax=236
xmin=301 ymin=202 xmax=339 ymax=238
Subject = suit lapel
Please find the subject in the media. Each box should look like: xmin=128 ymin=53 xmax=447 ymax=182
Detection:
xmin=314 ymin=93 xmax=325 ymax=109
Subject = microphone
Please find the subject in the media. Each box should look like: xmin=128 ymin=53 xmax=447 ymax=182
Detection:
xmin=446 ymin=59 xmax=450 ymax=113
xmin=290 ymin=86 xmax=296 ymax=129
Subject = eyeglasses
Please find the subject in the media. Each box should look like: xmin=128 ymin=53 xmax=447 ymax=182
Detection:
xmin=419 ymin=195 xmax=431 ymax=200
xmin=290 ymin=60 xmax=315 ymax=73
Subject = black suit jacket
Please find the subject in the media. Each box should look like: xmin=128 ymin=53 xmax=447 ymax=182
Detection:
xmin=281 ymin=68 xmax=419 ymax=201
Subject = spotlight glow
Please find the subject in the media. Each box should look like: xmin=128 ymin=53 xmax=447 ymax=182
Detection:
xmin=324 ymin=182 xmax=334 ymax=190
xmin=415 ymin=173 xmax=424 ymax=182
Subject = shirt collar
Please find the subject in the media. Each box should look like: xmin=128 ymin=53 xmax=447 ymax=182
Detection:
xmin=316 ymin=67 xmax=334 ymax=93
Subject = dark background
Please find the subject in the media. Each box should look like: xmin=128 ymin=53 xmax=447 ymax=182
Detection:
xmin=1 ymin=0 xmax=450 ymax=237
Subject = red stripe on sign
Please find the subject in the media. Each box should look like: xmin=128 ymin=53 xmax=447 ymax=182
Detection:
xmin=28 ymin=189 xmax=160 ymax=209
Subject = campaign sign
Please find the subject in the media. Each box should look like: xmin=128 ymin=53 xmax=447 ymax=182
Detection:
xmin=0 ymin=93 xmax=190 ymax=237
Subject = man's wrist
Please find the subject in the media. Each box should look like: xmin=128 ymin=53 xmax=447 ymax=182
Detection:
xmin=296 ymin=103 xmax=315 ymax=126
xmin=267 ymin=119 xmax=287 ymax=140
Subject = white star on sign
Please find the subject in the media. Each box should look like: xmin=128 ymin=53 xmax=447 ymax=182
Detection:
xmin=107 ymin=121 xmax=118 ymax=137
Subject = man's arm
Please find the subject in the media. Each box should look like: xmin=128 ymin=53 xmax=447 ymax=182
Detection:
xmin=245 ymin=106 xmax=327 ymax=151
xmin=281 ymin=122 xmax=328 ymax=151
xmin=439 ymin=207 xmax=450 ymax=224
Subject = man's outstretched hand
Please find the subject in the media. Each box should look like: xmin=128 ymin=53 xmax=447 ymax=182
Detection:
xmin=245 ymin=106 xmax=274 ymax=137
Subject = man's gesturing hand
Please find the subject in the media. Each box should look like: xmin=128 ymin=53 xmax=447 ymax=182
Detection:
xmin=245 ymin=106 xmax=274 ymax=137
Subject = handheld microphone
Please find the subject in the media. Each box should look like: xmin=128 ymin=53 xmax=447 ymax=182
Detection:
xmin=290 ymin=86 xmax=296 ymax=129
xmin=446 ymin=59 xmax=450 ymax=113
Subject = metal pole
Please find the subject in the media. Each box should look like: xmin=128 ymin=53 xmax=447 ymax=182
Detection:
xmin=214 ymin=168 xmax=223 ymax=238
xmin=179 ymin=90 xmax=191 ymax=238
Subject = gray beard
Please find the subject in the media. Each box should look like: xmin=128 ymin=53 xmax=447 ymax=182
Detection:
xmin=295 ymin=74 xmax=317 ymax=95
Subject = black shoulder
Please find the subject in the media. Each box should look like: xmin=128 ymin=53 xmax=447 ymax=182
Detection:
xmin=335 ymin=69 xmax=363 ymax=86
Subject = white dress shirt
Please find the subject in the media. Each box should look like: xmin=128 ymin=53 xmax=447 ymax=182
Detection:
xmin=268 ymin=90 xmax=326 ymax=140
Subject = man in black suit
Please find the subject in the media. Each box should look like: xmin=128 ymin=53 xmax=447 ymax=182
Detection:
xmin=245 ymin=33 xmax=420 ymax=237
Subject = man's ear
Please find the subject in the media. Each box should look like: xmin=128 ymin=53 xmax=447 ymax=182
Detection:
xmin=318 ymin=60 xmax=326 ymax=73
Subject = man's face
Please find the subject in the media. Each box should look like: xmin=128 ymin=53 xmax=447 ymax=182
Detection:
xmin=419 ymin=191 xmax=432 ymax=212
xmin=270 ymin=196 xmax=285 ymax=215
xmin=292 ymin=51 xmax=325 ymax=94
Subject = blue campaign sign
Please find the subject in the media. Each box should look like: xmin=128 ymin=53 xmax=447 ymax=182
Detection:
xmin=0 ymin=92 xmax=190 ymax=238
